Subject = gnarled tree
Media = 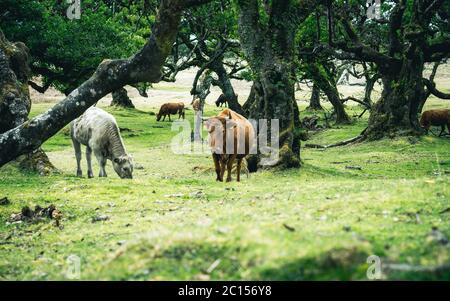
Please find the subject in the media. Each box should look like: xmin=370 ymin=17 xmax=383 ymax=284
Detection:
xmin=0 ymin=30 xmax=55 ymax=174
xmin=331 ymin=0 xmax=450 ymax=139
xmin=236 ymin=0 xmax=321 ymax=168
xmin=0 ymin=0 xmax=209 ymax=168
xmin=162 ymin=0 xmax=248 ymax=113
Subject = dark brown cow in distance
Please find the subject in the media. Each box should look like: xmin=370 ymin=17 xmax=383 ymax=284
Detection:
xmin=215 ymin=93 xmax=238 ymax=107
xmin=203 ymin=109 xmax=255 ymax=182
xmin=156 ymin=102 xmax=185 ymax=121
xmin=420 ymin=109 xmax=450 ymax=136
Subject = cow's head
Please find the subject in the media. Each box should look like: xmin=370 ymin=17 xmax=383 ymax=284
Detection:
xmin=112 ymin=154 xmax=134 ymax=179
xmin=203 ymin=116 xmax=237 ymax=154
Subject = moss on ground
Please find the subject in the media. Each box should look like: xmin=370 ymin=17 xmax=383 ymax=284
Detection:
xmin=0 ymin=99 xmax=449 ymax=280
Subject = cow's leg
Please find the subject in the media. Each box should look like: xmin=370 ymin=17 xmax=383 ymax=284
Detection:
xmin=226 ymin=155 xmax=236 ymax=182
xmin=219 ymin=159 xmax=227 ymax=182
xmin=439 ymin=125 xmax=445 ymax=137
xmin=213 ymin=154 xmax=221 ymax=181
xmin=168 ymin=114 xmax=172 ymax=121
xmin=72 ymin=138 xmax=82 ymax=177
xmin=162 ymin=115 xmax=166 ymax=121
xmin=447 ymin=122 xmax=450 ymax=135
xmin=86 ymin=146 xmax=94 ymax=178
xmin=95 ymin=151 xmax=107 ymax=177
xmin=236 ymin=158 xmax=243 ymax=182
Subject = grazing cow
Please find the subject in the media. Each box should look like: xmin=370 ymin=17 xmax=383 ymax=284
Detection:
xmin=70 ymin=107 xmax=133 ymax=179
xmin=157 ymin=102 xmax=185 ymax=121
xmin=420 ymin=109 xmax=450 ymax=136
xmin=203 ymin=109 xmax=255 ymax=182
xmin=215 ymin=93 xmax=238 ymax=107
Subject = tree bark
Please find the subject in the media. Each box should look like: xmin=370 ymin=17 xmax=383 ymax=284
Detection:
xmin=418 ymin=62 xmax=441 ymax=113
xmin=236 ymin=0 xmax=318 ymax=169
xmin=242 ymin=82 xmax=256 ymax=116
xmin=0 ymin=30 xmax=55 ymax=174
xmin=111 ymin=87 xmax=135 ymax=108
xmin=364 ymin=7 xmax=428 ymax=140
xmin=0 ymin=0 xmax=208 ymax=168
xmin=363 ymin=73 xmax=379 ymax=108
xmin=307 ymin=83 xmax=323 ymax=110
xmin=210 ymin=59 xmax=243 ymax=114
xmin=308 ymin=63 xmax=350 ymax=124
xmin=366 ymin=65 xmax=426 ymax=139
xmin=332 ymin=0 xmax=450 ymax=139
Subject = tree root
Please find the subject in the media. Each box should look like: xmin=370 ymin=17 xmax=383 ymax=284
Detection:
xmin=304 ymin=134 xmax=366 ymax=149
xmin=18 ymin=148 xmax=57 ymax=176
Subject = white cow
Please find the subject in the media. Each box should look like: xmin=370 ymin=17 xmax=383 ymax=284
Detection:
xmin=70 ymin=107 xmax=133 ymax=179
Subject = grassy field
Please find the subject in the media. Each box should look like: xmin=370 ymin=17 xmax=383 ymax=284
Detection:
xmin=0 ymin=98 xmax=449 ymax=280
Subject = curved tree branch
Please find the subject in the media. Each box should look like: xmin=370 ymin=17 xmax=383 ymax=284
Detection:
xmin=341 ymin=96 xmax=371 ymax=109
xmin=423 ymin=78 xmax=450 ymax=99
xmin=0 ymin=0 xmax=209 ymax=167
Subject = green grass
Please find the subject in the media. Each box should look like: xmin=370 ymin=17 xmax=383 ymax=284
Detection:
xmin=0 ymin=100 xmax=449 ymax=280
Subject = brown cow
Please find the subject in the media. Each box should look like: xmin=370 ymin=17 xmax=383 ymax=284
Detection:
xmin=203 ymin=109 xmax=255 ymax=182
xmin=156 ymin=102 xmax=185 ymax=121
xmin=420 ymin=109 xmax=450 ymax=136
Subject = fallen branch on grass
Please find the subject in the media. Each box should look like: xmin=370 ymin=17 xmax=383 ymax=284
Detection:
xmin=304 ymin=134 xmax=365 ymax=149
xmin=383 ymin=263 xmax=450 ymax=275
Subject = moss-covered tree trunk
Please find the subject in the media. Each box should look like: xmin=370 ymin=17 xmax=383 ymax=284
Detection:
xmin=111 ymin=87 xmax=135 ymax=108
xmin=366 ymin=59 xmax=425 ymax=139
xmin=210 ymin=59 xmax=243 ymax=114
xmin=364 ymin=11 xmax=428 ymax=140
xmin=333 ymin=0 xmax=450 ymax=140
xmin=363 ymin=73 xmax=379 ymax=108
xmin=307 ymin=83 xmax=323 ymax=110
xmin=236 ymin=0 xmax=318 ymax=168
xmin=0 ymin=0 xmax=205 ymax=167
xmin=259 ymin=64 xmax=300 ymax=167
xmin=0 ymin=30 xmax=55 ymax=175
xmin=242 ymin=82 xmax=256 ymax=116
xmin=308 ymin=63 xmax=350 ymax=124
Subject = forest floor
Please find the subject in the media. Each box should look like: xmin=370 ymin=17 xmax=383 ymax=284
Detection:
xmin=1 ymin=82 xmax=450 ymax=280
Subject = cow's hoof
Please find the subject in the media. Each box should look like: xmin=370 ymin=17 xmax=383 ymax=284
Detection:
xmin=76 ymin=171 xmax=82 ymax=177
xmin=226 ymin=178 xmax=232 ymax=182
xmin=88 ymin=173 xmax=94 ymax=178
